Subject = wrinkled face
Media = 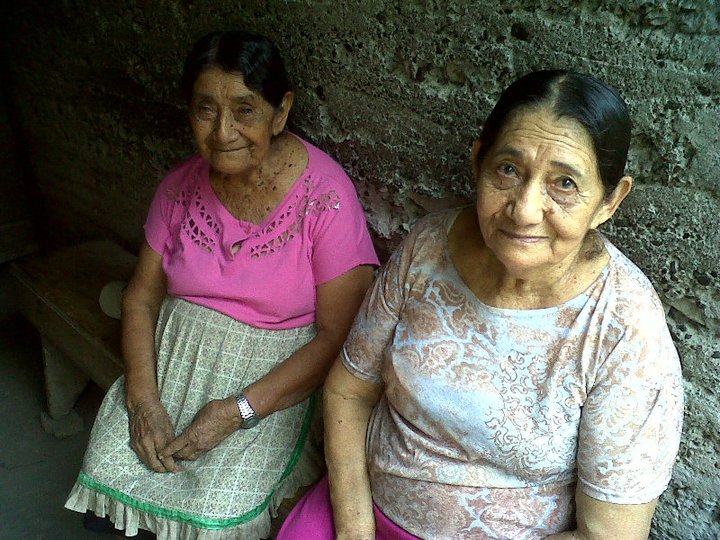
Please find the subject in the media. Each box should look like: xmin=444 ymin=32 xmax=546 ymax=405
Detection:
xmin=189 ymin=67 xmax=288 ymax=176
xmin=474 ymin=107 xmax=623 ymax=278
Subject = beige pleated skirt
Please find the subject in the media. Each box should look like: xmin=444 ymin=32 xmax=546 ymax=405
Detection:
xmin=66 ymin=297 xmax=324 ymax=539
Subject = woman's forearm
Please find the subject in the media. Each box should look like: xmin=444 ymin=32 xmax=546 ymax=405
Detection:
xmin=121 ymin=242 xmax=167 ymax=409
xmin=325 ymin=390 xmax=375 ymax=534
xmin=324 ymin=361 xmax=383 ymax=537
xmin=243 ymin=329 xmax=341 ymax=416
xmin=244 ymin=265 xmax=374 ymax=418
xmin=122 ymin=299 xmax=162 ymax=407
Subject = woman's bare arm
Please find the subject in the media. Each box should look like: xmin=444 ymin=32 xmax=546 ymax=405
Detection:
xmin=121 ymin=240 xmax=177 ymax=472
xmin=546 ymin=489 xmax=657 ymax=539
xmin=244 ymin=264 xmax=375 ymax=414
xmin=122 ymin=241 xmax=166 ymax=404
xmin=325 ymin=360 xmax=383 ymax=540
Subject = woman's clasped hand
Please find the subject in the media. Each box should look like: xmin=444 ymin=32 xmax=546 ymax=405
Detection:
xmin=127 ymin=397 xmax=180 ymax=473
xmin=156 ymin=397 xmax=242 ymax=463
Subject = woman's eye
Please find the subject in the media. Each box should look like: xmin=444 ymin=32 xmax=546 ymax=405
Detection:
xmin=486 ymin=163 xmax=520 ymax=190
xmin=556 ymin=177 xmax=578 ymax=191
xmin=195 ymin=105 xmax=216 ymax=120
xmin=235 ymin=106 xmax=254 ymax=117
xmin=230 ymin=107 xmax=255 ymax=123
xmin=498 ymin=163 xmax=517 ymax=176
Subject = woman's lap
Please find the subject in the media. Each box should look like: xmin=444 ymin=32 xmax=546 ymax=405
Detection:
xmin=67 ymin=299 xmax=322 ymax=539
xmin=277 ymin=475 xmax=420 ymax=540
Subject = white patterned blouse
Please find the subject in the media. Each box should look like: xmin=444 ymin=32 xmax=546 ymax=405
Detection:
xmin=342 ymin=209 xmax=683 ymax=540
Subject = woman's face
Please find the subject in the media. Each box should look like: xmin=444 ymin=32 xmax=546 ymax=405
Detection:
xmin=189 ymin=67 xmax=291 ymax=176
xmin=474 ymin=107 xmax=630 ymax=279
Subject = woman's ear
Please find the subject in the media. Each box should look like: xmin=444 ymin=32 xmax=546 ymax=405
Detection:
xmin=272 ymin=91 xmax=295 ymax=136
xmin=591 ymin=175 xmax=633 ymax=229
xmin=471 ymin=139 xmax=483 ymax=179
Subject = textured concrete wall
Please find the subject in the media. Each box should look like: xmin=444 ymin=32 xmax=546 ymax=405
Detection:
xmin=0 ymin=99 xmax=27 ymax=226
xmin=2 ymin=1 xmax=718 ymax=537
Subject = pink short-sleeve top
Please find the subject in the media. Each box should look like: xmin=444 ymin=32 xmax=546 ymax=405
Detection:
xmin=342 ymin=209 xmax=683 ymax=539
xmin=144 ymin=134 xmax=379 ymax=329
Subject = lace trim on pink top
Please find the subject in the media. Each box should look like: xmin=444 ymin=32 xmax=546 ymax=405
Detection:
xmin=163 ymin=173 xmax=342 ymax=258
xmin=165 ymin=184 xmax=222 ymax=254
xmin=250 ymin=185 xmax=341 ymax=259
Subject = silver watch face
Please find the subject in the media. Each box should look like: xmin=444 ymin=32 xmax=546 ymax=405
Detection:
xmin=236 ymin=394 xmax=260 ymax=429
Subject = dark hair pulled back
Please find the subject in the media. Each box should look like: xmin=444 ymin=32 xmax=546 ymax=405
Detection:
xmin=180 ymin=30 xmax=290 ymax=108
xmin=477 ymin=70 xmax=631 ymax=194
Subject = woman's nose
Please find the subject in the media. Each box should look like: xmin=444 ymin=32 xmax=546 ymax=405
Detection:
xmin=506 ymin=182 xmax=547 ymax=225
xmin=214 ymin=110 xmax=239 ymax=143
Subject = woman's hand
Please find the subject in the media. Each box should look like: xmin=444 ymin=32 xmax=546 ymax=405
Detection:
xmin=128 ymin=398 xmax=178 ymax=473
xmin=159 ymin=397 xmax=241 ymax=461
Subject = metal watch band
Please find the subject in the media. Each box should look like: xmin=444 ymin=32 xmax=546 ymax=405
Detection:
xmin=235 ymin=392 xmax=260 ymax=429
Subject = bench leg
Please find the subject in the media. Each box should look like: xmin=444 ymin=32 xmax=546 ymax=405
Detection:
xmin=39 ymin=336 xmax=89 ymax=438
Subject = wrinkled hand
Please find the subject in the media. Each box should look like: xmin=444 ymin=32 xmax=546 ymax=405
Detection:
xmin=159 ymin=398 xmax=241 ymax=462
xmin=128 ymin=399 xmax=178 ymax=473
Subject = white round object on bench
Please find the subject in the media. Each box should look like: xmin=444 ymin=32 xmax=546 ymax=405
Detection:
xmin=99 ymin=281 xmax=127 ymax=320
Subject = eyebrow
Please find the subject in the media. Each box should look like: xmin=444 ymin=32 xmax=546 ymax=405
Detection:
xmin=494 ymin=146 xmax=585 ymax=178
xmin=550 ymin=160 xmax=584 ymax=179
xmin=193 ymin=92 xmax=258 ymax=103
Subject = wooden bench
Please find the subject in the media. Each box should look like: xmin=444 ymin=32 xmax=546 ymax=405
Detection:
xmin=11 ymin=240 xmax=136 ymax=437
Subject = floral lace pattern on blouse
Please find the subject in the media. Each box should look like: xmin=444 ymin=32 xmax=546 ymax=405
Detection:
xmin=342 ymin=210 xmax=683 ymax=540
xmin=164 ymin=174 xmax=341 ymax=257
xmin=249 ymin=185 xmax=340 ymax=258
xmin=165 ymin=184 xmax=221 ymax=253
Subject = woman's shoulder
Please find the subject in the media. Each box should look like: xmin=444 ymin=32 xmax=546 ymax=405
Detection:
xmin=593 ymin=238 xmax=680 ymax=382
xmin=603 ymin=238 xmax=658 ymax=292
xmin=391 ymin=208 xmax=463 ymax=265
xmin=147 ymin=155 xmax=207 ymax=214
xmin=412 ymin=208 xmax=465 ymax=240
xmin=601 ymin=235 xmax=668 ymax=321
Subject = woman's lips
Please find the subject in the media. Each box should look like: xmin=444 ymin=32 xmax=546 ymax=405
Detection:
xmin=213 ymin=146 xmax=248 ymax=153
xmin=501 ymin=230 xmax=546 ymax=243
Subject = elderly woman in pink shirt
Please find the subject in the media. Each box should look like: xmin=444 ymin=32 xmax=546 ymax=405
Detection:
xmin=278 ymin=70 xmax=683 ymax=539
xmin=65 ymin=30 xmax=378 ymax=540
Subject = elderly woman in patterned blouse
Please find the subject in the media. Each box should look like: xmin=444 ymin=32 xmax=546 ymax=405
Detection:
xmin=277 ymin=70 xmax=684 ymax=540
xmin=65 ymin=30 xmax=378 ymax=539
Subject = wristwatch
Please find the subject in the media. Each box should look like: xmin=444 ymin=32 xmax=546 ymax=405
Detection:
xmin=235 ymin=392 xmax=261 ymax=429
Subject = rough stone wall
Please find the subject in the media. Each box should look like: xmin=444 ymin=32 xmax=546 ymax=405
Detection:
xmin=0 ymin=100 xmax=28 ymax=227
xmin=2 ymin=1 xmax=718 ymax=537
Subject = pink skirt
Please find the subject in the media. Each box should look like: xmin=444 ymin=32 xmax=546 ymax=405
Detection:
xmin=277 ymin=475 xmax=420 ymax=540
